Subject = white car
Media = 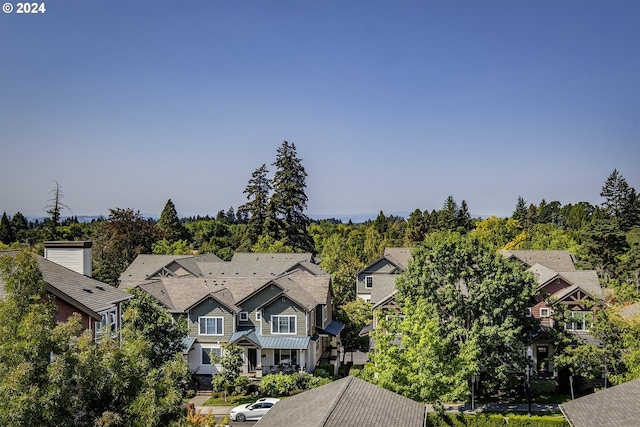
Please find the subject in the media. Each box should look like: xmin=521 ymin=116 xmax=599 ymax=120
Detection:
xmin=229 ymin=397 xmax=280 ymax=422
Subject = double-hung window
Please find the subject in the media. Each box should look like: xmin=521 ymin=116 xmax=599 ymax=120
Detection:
xmin=365 ymin=276 xmax=373 ymax=289
xmin=199 ymin=316 xmax=223 ymax=336
xmin=271 ymin=315 xmax=296 ymax=334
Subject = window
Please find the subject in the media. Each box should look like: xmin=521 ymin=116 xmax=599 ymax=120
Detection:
xmin=271 ymin=315 xmax=296 ymax=334
xmin=201 ymin=346 xmax=221 ymax=365
xmin=526 ymin=307 xmax=532 ymax=318
xmin=565 ymin=311 xmax=592 ymax=331
xmin=239 ymin=311 xmax=249 ymax=322
xmin=275 ymin=349 xmax=297 ymax=366
xmin=199 ymin=316 xmax=223 ymax=335
xmin=256 ymin=311 xmax=262 ymax=321
xmin=539 ymin=308 xmax=551 ymax=318
xmin=365 ymin=276 xmax=373 ymax=289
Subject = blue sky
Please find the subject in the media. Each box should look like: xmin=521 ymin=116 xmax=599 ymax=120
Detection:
xmin=1 ymin=0 xmax=638 ymax=221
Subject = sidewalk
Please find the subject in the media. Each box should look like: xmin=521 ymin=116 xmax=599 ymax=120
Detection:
xmin=188 ymin=395 xmax=232 ymax=417
xmin=428 ymin=401 xmax=559 ymax=414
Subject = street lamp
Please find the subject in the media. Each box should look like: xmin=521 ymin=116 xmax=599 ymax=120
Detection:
xmin=526 ymin=346 xmax=533 ymax=416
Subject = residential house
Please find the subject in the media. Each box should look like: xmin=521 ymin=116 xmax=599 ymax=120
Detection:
xmin=355 ymin=247 xmax=411 ymax=303
xmin=358 ymin=248 xmax=604 ymax=378
xmin=255 ymin=375 xmax=426 ymax=427
xmin=0 ymin=241 xmax=132 ymax=342
xmin=559 ymin=378 xmax=640 ymax=427
xmin=501 ymin=250 xmax=604 ymax=376
xmin=121 ymin=252 xmax=344 ymax=378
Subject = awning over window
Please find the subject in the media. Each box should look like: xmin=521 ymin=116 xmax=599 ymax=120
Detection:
xmin=228 ymin=330 xmax=311 ymax=350
xmin=181 ymin=337 xmax=196 ymax=355
xmin=259 ymin=336 xmax=311 ymax=350
xmin=316 ymin=320 xmax=345 ymax=336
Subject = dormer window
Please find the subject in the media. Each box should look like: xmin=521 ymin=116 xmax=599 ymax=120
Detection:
xmin=239 ymin=311 xmax=249 ymax=322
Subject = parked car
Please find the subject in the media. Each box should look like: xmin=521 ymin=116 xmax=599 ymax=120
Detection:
xmin=229 ymin=397 xmax=280 ymax=422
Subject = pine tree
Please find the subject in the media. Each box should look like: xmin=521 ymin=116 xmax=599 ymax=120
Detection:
xmin=43 ymin=181 xmax=70 ymax=240
xmin=456 ymin=200 xmax=473 ymax=231
xmin=265 ymin=142 xmax=314 ymax=252
xmin=601 ymin=169 xmax=631 ymax=218
xmin=10 ymin=212 xmax=28 ymax=243
xmin=512 ymin=196 xmax=528 ymax=223
xmin=0 ymin=212 xmax=14 ymax=244
xmin=238 ymin=164 xmax=272 ymax=251
xmin=157 ymin=199 xmax=185 ymax=243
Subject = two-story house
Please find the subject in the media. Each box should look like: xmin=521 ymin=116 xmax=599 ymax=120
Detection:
xmin=501 ymin=250 xmax=603 ymax=375
xmin=120 ymin=252 xmax=344 ymax=378
xmin=0 ymin=242 xmax=132 ymax=342
xmin=356 ymin=248 xmax=411 ymax=304
xmin=359 ymin=248 xmax=604 ymax=378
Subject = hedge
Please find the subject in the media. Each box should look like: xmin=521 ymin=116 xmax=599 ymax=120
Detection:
xmin=425 ymin=413 xmax=569 ymax=427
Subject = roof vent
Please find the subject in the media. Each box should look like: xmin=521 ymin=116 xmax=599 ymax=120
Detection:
xmin=83 ymin=288 xmax=93 ymax=293
xmin=96 ymin=285 xmax=105 ymax=291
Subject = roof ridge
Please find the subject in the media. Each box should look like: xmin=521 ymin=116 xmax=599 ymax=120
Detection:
xmin=322 ymin=377 xmax=353 ymax=427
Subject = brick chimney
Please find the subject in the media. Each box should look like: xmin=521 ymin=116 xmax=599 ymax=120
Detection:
xmin=43 ymin=241 xmax=93 ymax=277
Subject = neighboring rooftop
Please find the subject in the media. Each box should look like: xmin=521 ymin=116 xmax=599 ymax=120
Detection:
xmin=501 ymin=250 xmax=576 ymax=272
xmin=560 ymin=378 xmax=640 ymax=427
xmin=255 ymin=376 xmax=425 ymax=427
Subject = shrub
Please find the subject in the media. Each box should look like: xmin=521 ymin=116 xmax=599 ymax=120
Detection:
xmin=425 ymin=413 xmax=569 ymax=427
xmin=258 ymin=372 xmax=332 ymax=396
xmin=531 ymin=379 xmax=557 ymax=395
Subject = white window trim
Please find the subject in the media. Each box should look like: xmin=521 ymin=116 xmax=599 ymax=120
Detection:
xmin=256 ymin=311 xmax=262 ymax=321
xmin=200 ymin=344 xmax=222 ymax=365
xmin=365 ymin=276 xmax=373 ymax=289
xmin=271 ymin=315 xmax=296 ymax=335
xmin=198 ymin=316 xmax=224 ymax=336
xmin=539 ymin=308 xmax=551 ymax=318
xmin=526 ymin=307 xmax=532 ymax=318
xmin=239 ymin=311 xmax=249 ymax=322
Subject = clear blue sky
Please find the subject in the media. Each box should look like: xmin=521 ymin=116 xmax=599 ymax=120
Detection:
xmin=1 ymin=0 xmax=638 ymax=221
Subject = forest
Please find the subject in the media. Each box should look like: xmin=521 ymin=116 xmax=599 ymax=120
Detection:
xmin=1 ymin=157 xmax=638 ymax=309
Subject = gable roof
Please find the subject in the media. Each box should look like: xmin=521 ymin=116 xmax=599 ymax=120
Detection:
xmin=383 ymin=247 xmax=412 ymax=270
xmin=532 ymin=268 xmax=603 ymax=301
xmin=255 ymin=376 xmax=425 ymax=427
xmin=501 ymin=250 xmax=576 ymax=271
xmin=358 ymin=247 xmax=411 ymax=276
xmin=137 ymin=272 xmax=330 ymax=314
xmin=0 ymin=251 xmax=131 ymax=320
xmin=119 ymin=254 xmax=195 ymax=283
xmin=560 ymin=378 xmax=640 ymax=427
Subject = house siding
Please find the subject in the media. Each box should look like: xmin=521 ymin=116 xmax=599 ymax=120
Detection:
xmin=262 ymin=298 xmax=306 ymax=337
xmin=237 ymin=286 xmax=283 ymax=332
xmin=356 ymin=259 xmax=401 ymax=295
xmin=188 ymin=298 xmax=234 ymax=342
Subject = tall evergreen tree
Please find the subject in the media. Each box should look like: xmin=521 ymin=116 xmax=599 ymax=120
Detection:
xmin=265 ymin=142 xmax=314 ymax=252
xmin=512 ymin=196 xmax=528 ymax=223
xmin=10 ymin=212 xmax=28 ymax=243
xmin=0 ymin=212 xmax=14 ymax=244
xmin=405 ymin=208 xmax=427 ymax=245
xmin=437 ymin=195 xmax=458 ymax=231
xmin=601 ymin=169 xmax=631 ymax=218
xmin=456 ymin=200 xmax=473 ymax=231
xmin=238 ymin=164 xmax=272 ymax=251
xmin=156 ymin=199 xmax=185 ymax=243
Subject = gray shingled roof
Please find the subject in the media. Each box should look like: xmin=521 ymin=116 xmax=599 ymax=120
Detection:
xmin=119 ymin=254 xmax=194 ymax=282
xmin=255 ymin=376 xmax=425 ymax=427
xmin=560 ymin=378 xmax=640 ymax=427
xmin=138 ymin=272 xmax=330 ymax=314
xmin=198 ymin=252 xmax=314 ymax=277
xmin=384 ymin=247 xmax=412 ymax=270
xmin=620 ymin=302 xmax=640 ymax=319
xmin=501 ymin=250 xmax=576 ymax=271
xmin=0 ymin=251 xmax=131 ymax=319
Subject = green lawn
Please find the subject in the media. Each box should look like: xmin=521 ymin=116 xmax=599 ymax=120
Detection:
xmin=203 ymin=394 xmax=256 ymax=406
